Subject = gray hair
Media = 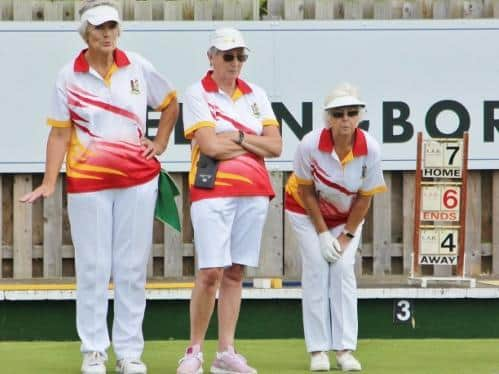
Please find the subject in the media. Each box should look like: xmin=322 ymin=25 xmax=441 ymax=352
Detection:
xmin=77 ymin=0 xmax=120 ymax=42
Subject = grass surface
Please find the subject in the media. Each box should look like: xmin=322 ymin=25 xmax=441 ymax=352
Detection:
xmin=0 ymin=339 xmax=498 ymax=373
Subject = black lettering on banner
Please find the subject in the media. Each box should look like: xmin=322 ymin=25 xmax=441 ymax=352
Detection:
xmin=272 ymin=102 xmax=313 ymax=140
xmin=426 ymin=100 xmax=469 ymax=138
xmin=393 ymin=299 xmax=414 ymax=325
xmin=146 ymin=104 xmax=189 ymax=145
xmin=484 ymin=101 xmax=499 ymax=142
xmin=383 ymin=101 xmax=413 ymax=143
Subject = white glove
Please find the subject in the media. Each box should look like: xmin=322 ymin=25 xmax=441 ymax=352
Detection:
xmin=318 ymin=231 xmax=342 ymax=263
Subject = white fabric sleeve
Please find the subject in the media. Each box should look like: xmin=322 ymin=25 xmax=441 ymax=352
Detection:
xmin=46 ymin=70 xmax=70 ymax=127
xmin=182 ymin=86 xmax=216 ymax=140
xmin=360 ymin=142 xmax=386 ymax=194
xmin=137 ymin=54 xmax=176 ymax=111
xmin=293 ymin=137 xmax=313 ymax=181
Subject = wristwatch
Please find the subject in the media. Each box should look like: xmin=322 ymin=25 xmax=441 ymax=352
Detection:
xmin=342 ymin=230 xmax=355 ymax=239
xmin=235 ymin=130 xmax=245 ymax=145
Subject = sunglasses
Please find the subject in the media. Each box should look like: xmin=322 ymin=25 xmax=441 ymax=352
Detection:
xmin=330 ymin=109 xmax=360 ymax=119
xmin=222 ymin=53 xmax=248 ymax=62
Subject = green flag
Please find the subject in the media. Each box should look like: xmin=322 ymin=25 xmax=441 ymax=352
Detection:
xmin=154 ymin=170 xmax=181 ymax=232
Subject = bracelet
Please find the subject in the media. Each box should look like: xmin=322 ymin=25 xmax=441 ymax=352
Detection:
xmin=342 ymin=230 xmax=355 ymax=239
xmin=235 ymin=130 xmax=245 ymax=145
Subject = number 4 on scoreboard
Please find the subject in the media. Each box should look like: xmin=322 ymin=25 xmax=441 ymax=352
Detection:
xmin=439 ymin=229 xmax=458 ymax=255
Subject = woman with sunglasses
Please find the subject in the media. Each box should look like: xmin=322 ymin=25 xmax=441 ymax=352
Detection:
xmin=20 ymin=1 xmax=178 ymax=373
xmin=176 ymin=27 xmax=281 ymax=374
xmin=285 ymin=83 xmax=386 ymax=372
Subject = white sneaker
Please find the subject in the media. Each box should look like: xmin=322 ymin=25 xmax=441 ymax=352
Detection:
xmin=81 ymin=352 xmax=106 ymax=374
xmin=116 ymin=358 xmax=147 ymax=374
xmin=336 ymin=352 xmax=362 ymax=371
xmin=310 ymin=351 xmax=330 ymax=371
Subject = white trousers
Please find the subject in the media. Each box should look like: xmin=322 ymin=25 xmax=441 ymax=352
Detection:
xmin=68 ymin=176 xmax=158 ymax=360
xmin=191 ymin=196 xmax=269 ymax=269
xmin=286 ymin=211 xmax=361 ymax=353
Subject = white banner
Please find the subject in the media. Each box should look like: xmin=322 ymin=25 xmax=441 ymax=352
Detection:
xmin=1 ymin=20 xmax=498 ymax=172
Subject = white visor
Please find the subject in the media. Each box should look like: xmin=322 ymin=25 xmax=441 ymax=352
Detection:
xmin=81 ymin=5 xmax=120 ymax=26
xmin=324 ymin=95 xmax=365 ymax=110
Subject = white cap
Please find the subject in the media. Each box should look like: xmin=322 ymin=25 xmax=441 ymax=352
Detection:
xmin=81 ymin=5 xmax=120 ymax=26
xmin=209 ymin=27 xmax=248 ymax=51
xmin=324 ymin=95 xmax=365 ymax=110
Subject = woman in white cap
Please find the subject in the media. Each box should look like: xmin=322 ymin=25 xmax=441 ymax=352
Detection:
xmin=177 ymin=27 xmax=282 ymax=374
xmin=284 ymin=83 xmax=386 ymax=372
xmin=20 ymin=1 xmax=178 ymax=373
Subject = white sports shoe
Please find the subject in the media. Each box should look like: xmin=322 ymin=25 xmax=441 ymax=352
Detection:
xmin=310 ymin=351 xmax=330 ymax=371
xmin=336 ymin=352 xmax=362 ymax=371
xmin=116 ymin=358 xmax=147 ymax=374
xmin=81 ymin=351 xmax=106 ymax=374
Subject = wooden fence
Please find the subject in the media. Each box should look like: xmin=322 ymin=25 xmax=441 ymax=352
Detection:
xmin=1 ymin=0 xmax=498 ymax=281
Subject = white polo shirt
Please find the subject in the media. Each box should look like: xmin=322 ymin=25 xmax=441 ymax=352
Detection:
xmin=47 ymin=48 xmax=176 ymax=193
xmin=285 ymin=127 xmax=387 ymax=228
xmin=183 ymin=71 xmax=279 ymax=202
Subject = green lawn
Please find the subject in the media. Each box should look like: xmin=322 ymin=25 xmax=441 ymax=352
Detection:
xmin=0 ymin=339 xmax=497 ymax=373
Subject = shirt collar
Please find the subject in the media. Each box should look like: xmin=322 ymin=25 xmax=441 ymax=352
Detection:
xmin=318 ymin=128 xmax=368 ymax=157
xmin=73 ymin=48 xmax=130 ymax=72
xmin=201 ymin=70 xmax=253 ymax=94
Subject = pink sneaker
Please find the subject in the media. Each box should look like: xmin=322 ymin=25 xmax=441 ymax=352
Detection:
xmin=210 ymin=346 xmax=257 ymax=374
xmin=177 ymin=345 xmax=204 ymax=374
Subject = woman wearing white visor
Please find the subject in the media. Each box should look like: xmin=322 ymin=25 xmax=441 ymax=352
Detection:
xmin=20 ymin=1 xmax=178 ymax=373
xmin=285 ymin=83 xmax=386 ymax=372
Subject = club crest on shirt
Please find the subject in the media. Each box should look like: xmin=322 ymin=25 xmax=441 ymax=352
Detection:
xmin=130 ymin=79 xmax=140 ymax=94
xmin=251 ymin=102 xmax=260 ymax=117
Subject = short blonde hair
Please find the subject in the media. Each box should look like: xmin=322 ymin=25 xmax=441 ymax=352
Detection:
xmin=77 ymin=0 xmax=120 ymax=42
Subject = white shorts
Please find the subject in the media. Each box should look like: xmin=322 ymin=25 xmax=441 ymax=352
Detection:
xmin=191 ymin=196 xmax=269 ymax=269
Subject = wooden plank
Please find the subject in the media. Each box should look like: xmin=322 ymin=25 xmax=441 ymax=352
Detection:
xmin=43 ymin=177 xmax=63 ymax=277
xmin=247 ymin=171 xmax=283 ymax=278
xmin=373 ymin=0 xmax=392 ymax=19
xmin=284 ymin=0 xmax=304 ymax=19
xmin=484 ymin=0 xmax=494 ymax=17
xmin=402 ymin=0 xmax=423 ymax=18
xmin=372 ymin=172 xmax=392 ymax=275
xmin=343 ymin=0 xmax=363 ymax=19
xmin=492 ymin=0 xmax=499 ymax=17
xmin=0 ymin=175 xmax=2 ymax=277
xmin=164 ymin=0 xmax=183 ymax=20
xmin=463 ymin=0 xmax=483 ymax=18
xmin=122 ymin=0 xmax=135 ymax=20
xmin=402 ymin=172 xmax=415 ymax=274
xmin=194 ymin=0 xmax=213 ymax=19
xmin=163 ymin=173 xmax=184 ymax=277
xmin=267 ymin=0 xmax=284 ymax=18
xmin=465 ymin=171 xmax=481 ymax=276
xmin=134 ymin=0 xmax=152 ymax=20
xmin=0 ymin=0 xmax=13 ymax=20
xmin=13 ymin=0 xmax=32 ymax=20
xmin=13 ymin=175 xmax=32 ymax=279
xmin=314 ymin=0 xmax=335 ymax=19
xmin=223 ymin=0 xmax=258 ymax=20
xmin=492 ymin=171 xmax=499 ymax=274
xmin=43 ymin=0 xmax=63 ymax=20
xmin=432 ymin=0 xmax=450 ymax=18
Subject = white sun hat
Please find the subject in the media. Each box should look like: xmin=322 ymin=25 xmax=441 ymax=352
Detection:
xmin=209 ymin=27 xmax=249 ymax=51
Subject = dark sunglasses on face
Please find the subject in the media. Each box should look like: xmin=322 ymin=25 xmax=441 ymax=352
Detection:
xmin=330 ymin=109 xmax=360 ymax=119
xmin=222 ymin=53 xmax=248 ymax=62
